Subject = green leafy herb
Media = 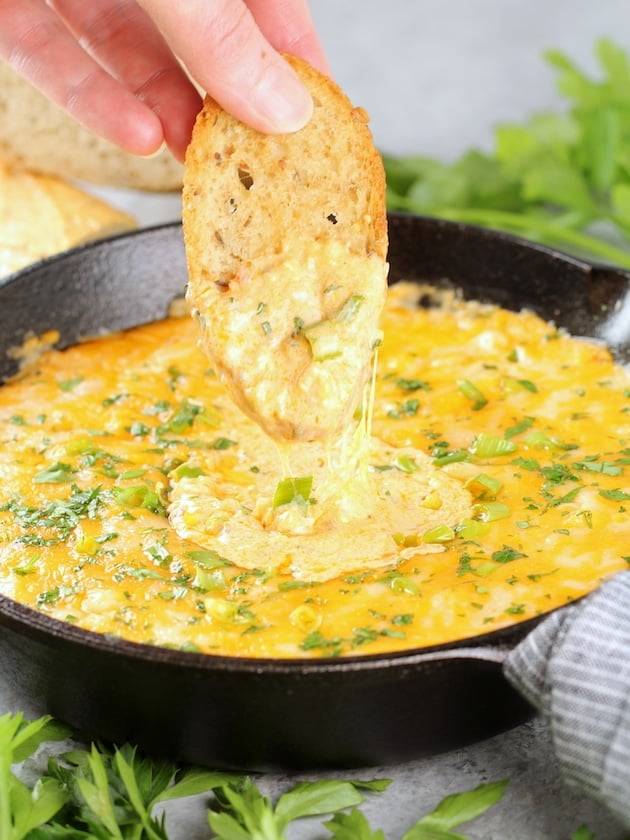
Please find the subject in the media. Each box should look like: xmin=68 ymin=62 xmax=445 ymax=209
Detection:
xmin=492 ymin=545 xmax=527 ymax=563
xmin=32 ymin=462 xmax=76 ymax=485
xmin=387 ymin=399 xmax=420 ymax=419
xmin=384 ymin=38 xmax=630 ymax=269
xmin=272 ymin=476 xmax=313 ymax=508
xmin=599 ymin=487 xmax=630 ymax=501
xmin=396 ymin=378 xmax=431 ymax=392
xmin=58 ymin=377 xmax=84 ymax=392
xmin=457 ymin=379 xmax=488 ymax=410
xmin=2 ymin=486 xmax=104 ymax=541
xmin=400 ymin=779 xmax=509 ymax=839
xmin=0 ymin=712 xmax=518 ymax=839
xmin=112 ymin=485 xmax=166 ymax=516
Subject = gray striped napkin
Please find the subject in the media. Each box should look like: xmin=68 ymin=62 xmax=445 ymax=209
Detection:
xmin=504 ymin=572 xmax=630 ymax=827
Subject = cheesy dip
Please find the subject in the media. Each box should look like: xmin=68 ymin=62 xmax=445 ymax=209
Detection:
xmin=0 ymin=283 xmax=628 ymax=658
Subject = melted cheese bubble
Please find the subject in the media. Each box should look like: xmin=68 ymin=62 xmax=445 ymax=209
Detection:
xmin=168 ymin=430 xmax=472 ymax=582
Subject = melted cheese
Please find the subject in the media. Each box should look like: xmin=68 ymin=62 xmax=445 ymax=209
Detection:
xmin=168 ymin=435 xmax=472 ymax=582
xmin=0 ymin=284 xmax=628 ymax=658
xmin=189 ymin=238 xmax=387 ymax=442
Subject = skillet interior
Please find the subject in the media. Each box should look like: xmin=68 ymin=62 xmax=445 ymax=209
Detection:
xmin=0 ymin=214 xmax=628 ymax=770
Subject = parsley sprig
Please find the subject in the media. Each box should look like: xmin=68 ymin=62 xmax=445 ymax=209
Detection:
xmin=0 ymin=712 xmax=526 ymax=839
xmin=385 ymin=38 xmax=630 ymax=269
xmin=0 ymin=715 xmax=602 ymax=839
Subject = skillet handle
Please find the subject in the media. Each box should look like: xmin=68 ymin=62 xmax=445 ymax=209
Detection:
xmin=422 ymin=644 xmax=512 ymax=666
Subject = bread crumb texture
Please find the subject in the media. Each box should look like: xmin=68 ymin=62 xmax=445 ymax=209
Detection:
xmin=0 ymin=63 xmax=183 ymax=191
xmin=182 ymin=54 xmax=388 ymax=442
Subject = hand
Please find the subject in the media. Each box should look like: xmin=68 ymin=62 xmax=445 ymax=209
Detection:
xmin=0 ymin=0 xmax=330 ymax=162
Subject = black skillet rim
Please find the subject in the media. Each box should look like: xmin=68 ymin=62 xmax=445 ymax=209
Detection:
xmin=0 ymin=213 xmax=620 ymax=675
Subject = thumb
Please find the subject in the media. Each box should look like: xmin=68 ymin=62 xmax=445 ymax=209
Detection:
xmin=137 ymin=0 xmax=314 ymax=134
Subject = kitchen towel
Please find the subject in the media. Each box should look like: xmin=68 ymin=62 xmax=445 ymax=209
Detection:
xmin=504 ymin=572 xmax=630 ymax=827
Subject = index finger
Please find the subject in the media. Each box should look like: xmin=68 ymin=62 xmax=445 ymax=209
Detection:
xmin=0 ymin=0 xmax=166 ymax=155
xmin=137 ymin=0 xmax=326 ymax=135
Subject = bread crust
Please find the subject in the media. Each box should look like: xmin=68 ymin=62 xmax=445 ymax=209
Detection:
xmin=182 ymin=54 xmax=388 ymax=442
xmin=0 ymin=64 xmax=183 ymax=191
xmin=182 ymin=54 xmax=387 ymax=282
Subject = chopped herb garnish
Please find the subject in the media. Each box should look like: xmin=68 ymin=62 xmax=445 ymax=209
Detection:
xmin=458 ymin=379 xmax=488 ymax=410
xmin=492 ymin=546 xmax=527 ymax=563
xmin=210 ymin=437 xmax=237 ymax=450
xmin=599 ymin=488 xmax=630 ymax=501
xmin=505 ymin=417 xmax=535 ymax=438
xmin=32 ymin=462 xmax=77 ymax=484
xmin=387 ymin=398 xmax=420 ymax=419
xmin=272 ymin=476 xmax=313 ymax=508
xmin=112 ymin=485 xmax=166 ymax=516
xmin=58 ymin=377 xmax=83 ymax=392
xmin=469 ymin=433 xmax=516 ymax=458
xmin=186 ymin=549 xmax=232 ymax=569
xmin=395 ymin=377 xmax=430 ymax=392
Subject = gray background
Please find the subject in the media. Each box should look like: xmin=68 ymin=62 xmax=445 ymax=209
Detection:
xmin=7 ymin=2 xmax=630 ymax=837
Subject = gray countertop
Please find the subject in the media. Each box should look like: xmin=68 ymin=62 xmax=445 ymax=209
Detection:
xmin=5 ymin=2 xmax=630 ymax=837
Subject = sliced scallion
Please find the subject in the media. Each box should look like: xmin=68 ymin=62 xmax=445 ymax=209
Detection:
xmin=422 ymin=523 xmax=455 ymax=543
xmin=272 ymin=476 xmax=313 ymax=508
xmin=465 ymin=473 xmax=503 ymax=499
xmin=472 ymin=501 xmax=511 ymax=522
xmin=458 ymin=379 xmax=488 ymax=410
xmin=469 ymin=433 xmax=516 ymax=458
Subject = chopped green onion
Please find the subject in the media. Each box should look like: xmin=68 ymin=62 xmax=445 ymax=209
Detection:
xmin=119 ymin=469 xmax=146 ymax=480
xmin=469 ymin=433 xmax=516 ymax=458
xmin=474 ymin=561 xmax=500 ymax=578
xmin=387 ymin=573 xmax=420 ymax=595
xmin=112 ymin=485 xmax=165 ymax=516
xmin=303 ymin=294 xmax=365 ymax=361
xmin=395 ymin=455 xmax=419 ymax=473
xmin=204 ymin=598 xmax=239 ymax=622
xmin=503 ymin=377 xmax=538 ymax=393
xmin=186 ymin=549 xmax=232 ymax=568
xmin=32 ymin=462 xmax=76 ymax=484
xmin=422 ymin=523 xmax=455 ymax=543
xmin=396 ymin=377 xmax=430 ymax=392
xmin=335 ymin=294 xmax=365 ymax=322
xmin=456 ymin=518 xmax=490 ymax=539
xmin=303 ymin=321 xmax=342 ymax=361
xmin=505 ymin=417 xmax=535 ymax=439
xmin=173 ymin=464 xmax=205 ymax=479
xmin=458 ymin=379 xmax=488 ymax=410
xmin=193 ymin=568 xmax=227 ymax=591
xmin=465 ymin=473 xmax=503 ymax=499
xmin=472 ymin=502 xmax=511 ymax=522
xmin=12 ymin=554 xmax=40 ymax=576
xmin=272 ymin=476 xmax=313 ymax=508
xmin=525 ymin=430 xmax=576 ymax=451
xmin=432 ymin=448 xmax=470 ymax=467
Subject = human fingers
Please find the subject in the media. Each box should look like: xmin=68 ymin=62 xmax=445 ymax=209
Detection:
xmin=0 ymin=0 xmax=167 ymax=155
xmin=244 ymin=0 xmax=330 ymax=77
xmin=49 ymin=0 xmax=201 ymax=160
xmin=137 ymin=0 xmax=321 ymax=135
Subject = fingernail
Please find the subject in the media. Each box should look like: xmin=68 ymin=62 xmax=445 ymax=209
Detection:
xmin=249 ymin=63 xmax=313 ymax=133
xmin=139 ymin=140 xmax=167 ymax=159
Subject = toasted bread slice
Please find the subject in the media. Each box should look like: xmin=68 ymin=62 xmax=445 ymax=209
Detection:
xmin=182 ymin=54 xmax=388 ymax=443
xmin=0 ymin=63 xmax=183 ymax=191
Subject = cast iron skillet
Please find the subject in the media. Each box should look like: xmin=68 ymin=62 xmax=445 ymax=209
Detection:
xmin=0 ymin=214 xmax=629 ymax=771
